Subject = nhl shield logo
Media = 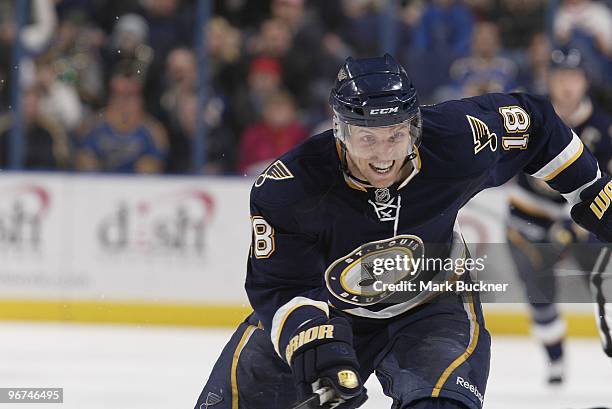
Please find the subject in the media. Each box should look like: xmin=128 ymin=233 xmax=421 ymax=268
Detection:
xmin=375 ymin=188 xmax=391 ymax=203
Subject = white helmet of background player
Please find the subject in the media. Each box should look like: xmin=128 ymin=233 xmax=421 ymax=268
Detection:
xmin=329 ymin=54 xmax=422 ymax=189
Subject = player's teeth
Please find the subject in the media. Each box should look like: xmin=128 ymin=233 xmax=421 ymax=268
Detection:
xmin=370 ymin=161 xmax=394 ymax=174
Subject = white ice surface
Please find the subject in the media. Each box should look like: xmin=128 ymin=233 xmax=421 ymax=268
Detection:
xmin=0 ymin=323 xmax=611 ymax=409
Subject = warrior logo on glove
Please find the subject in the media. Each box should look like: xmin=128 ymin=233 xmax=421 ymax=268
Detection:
xmin=285 ymin=324 xmax=335 ymax=363
xmin=590 ymin=180 xmax=612 ymax=219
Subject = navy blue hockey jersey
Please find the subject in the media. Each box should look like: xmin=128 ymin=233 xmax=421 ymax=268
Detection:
xmin=509 ymin=100 xmax=612 ymax=228
xmin=245 ymin=93 xmax=601 ymax=359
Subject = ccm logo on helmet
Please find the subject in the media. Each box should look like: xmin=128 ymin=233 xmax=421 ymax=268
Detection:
xmin=370 ymin=107 xmax=399 ymax=115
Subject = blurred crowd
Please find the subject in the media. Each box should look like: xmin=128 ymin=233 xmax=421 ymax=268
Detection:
xmin=0 ymin=0 xmax=610 ymax=176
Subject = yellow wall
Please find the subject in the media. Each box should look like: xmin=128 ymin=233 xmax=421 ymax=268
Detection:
xmin=0 ymin=299 xmax=599 ymax=337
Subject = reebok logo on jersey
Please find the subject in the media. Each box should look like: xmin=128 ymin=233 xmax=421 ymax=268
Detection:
xmin=255 ymin=160 xmax=294 ymax=187
xmin=466 ymin=115 xmax=497 ymax=154
xmin=590 ymin=181 xmax=612 ymax=219
xmin=285 ymin=324 xmax=334 ymax=363
xmin=456 ymin=376 xmax=484 ymax=405
xmin=370 ymin=107 xmax=399 ymax=115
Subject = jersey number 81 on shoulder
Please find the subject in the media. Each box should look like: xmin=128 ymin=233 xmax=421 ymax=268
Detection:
xmin=499 ymin=106 xmax=530 ymax=133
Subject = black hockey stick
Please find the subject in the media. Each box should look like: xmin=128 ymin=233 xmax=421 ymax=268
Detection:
xmin=289 ymin=387 xmax=335 ymax=409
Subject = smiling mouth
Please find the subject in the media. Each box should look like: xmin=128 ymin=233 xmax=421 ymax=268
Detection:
xmin=369 ymin=160 xmax=395 ymax=174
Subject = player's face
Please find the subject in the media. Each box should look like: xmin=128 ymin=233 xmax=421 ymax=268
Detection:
xmin=548 ymin=68 xmax=588 ymax=108
xmin=345 ymin=122 xmax=413 ymax=188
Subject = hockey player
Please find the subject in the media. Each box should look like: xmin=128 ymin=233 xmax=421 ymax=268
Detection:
xmin=506 ymin=48 xmax=612 ymax=384
xmin=195 ymin=54 xmax=611 ymax=409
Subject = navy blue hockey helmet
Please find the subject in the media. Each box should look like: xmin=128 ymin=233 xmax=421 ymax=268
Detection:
xmin=550 ymin=48 xmax=584 ymax=71
xmin=329 ymin=54 xmax=422 ymax=160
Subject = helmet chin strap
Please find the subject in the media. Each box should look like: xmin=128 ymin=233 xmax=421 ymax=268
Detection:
xmin=397 ymin=152 xmax=421 ymax=190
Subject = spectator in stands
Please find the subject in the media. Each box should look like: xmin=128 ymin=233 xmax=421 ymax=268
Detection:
xmin=230 ymin=56 xmax=284 ymax=136
xmin=161 ymin=48 xmax=197 ymax=116
xmin=46 ymin=10 xmax=105 ymax=109
xmin=462 ymin=0 xmax=493 ymax=19
xmin=237 ymin=90 xmax=307 ymax=176
xmin=331 ymin=0 xmax=413 ymax=105
xmin=402 ymin=0 xmax=473 ymax=102
xmin=159 ymin=47 xmax=235 ymax=174
xmin=103 ymin=13 xmax=153 ymax=90
xmin=168 ymin=92 xmax=235 ymax=175
xmin=159 ymin=47 xmax=197 ymax=172
xmin=212 ymin=0 xmax=271 ymax=30
xmin=412 ymin=0 xmax=473 ymax=58
xmin=0 ymin=84 xmax=70 ymax=169
xmin=12 ymin=0 xmax=608 ymax=176
xmin=206 ymin=16 xmax=244 ymax=99
xmin=36 ymin=58 xmax=83 ymax=133
xmin=250 ymin=0 xmax=327 ymax=113
xmin=553 ymin=0 xmax=612 ymax=84
xmin=555 ymin=0 xmax=612 ymax=57
xmin=309 ymin=0 xmax=346 ymax=36
xmin=488 ymin=0 xmax=546 ymax=52
xmin=249 ymin=18 xmax=292 ymax=66
xmin=139 ymin=0 xmax=194 ymax=59
xmin=445 ymin=21 xmax=518 ymax=98
xmin=271 ymin=0 xmax=326 ymax=59
xmin=515 ymin=32 xmax=551 ymax=95
xmin=75 ymin=61 xmax=168 ymax=173
xmin=335 ymin=0 xmax=376 ymax=57
xmin=17 ymin=0 xmax=58 ymax=55
xmin=137 ymin=0 xmax=195 ymax=114
xmin=0 ymin=0 xmax=58 ymax=109
xmin=55 ymin=0 xmax=139 ymax=34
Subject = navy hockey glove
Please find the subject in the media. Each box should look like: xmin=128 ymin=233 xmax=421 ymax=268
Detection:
xmin=571 ymin=175 xmax=612 ymax=242
xmin=286 ymin=317 xmax=367 ymax=409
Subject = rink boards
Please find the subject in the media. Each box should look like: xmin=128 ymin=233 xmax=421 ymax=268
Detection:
xmin=0 ymin=172 xmax=598 ymax=336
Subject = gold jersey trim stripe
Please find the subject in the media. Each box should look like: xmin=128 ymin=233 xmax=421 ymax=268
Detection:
xmin=531 ymin=132 xmax=582 ymax=180
xmin=542 ymin=142 xmax=584 ymax=181
xmin=270 ymin=297 xmax=330 ymax=356
xmin=231 ymin=324 xmax=258 ymax=409
xmin=431 ymin=292 xmax=480 ymax=397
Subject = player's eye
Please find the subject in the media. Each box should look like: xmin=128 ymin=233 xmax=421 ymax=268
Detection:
xmin=389 ymin=133 xmax=405 ymax=143
xmin=360 ymin=135 xmax=376 ymax=145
